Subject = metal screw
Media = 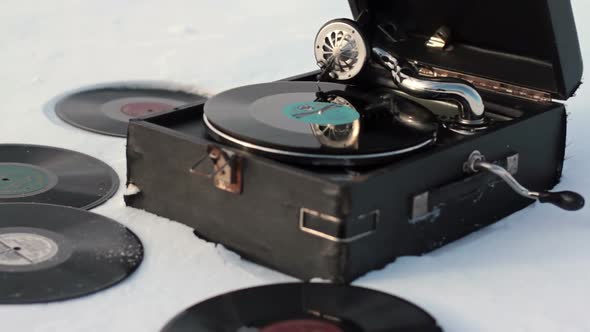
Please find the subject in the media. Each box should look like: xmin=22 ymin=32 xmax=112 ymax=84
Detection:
xmin=209 ymin=150 xmax=220 ymax=160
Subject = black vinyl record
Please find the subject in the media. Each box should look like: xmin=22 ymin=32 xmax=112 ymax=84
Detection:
xmin=0 ymin=203 xmax=143 ymax=304
xmin=0 ymin=144 xmax=119 ymax=209
xmin=204 ymin=81 xmax=437 ymax=166
xmin=161 ymin=283 xmax=442 ymax=332
xmin=55 ymin=85 xmax=205 ymax=137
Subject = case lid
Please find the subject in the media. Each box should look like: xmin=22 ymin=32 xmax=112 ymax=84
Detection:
xmin=348 ymin=0 xmax=583 ymax=100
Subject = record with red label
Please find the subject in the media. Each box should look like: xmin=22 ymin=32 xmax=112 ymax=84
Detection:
xmin=55 ymin=84 xmax=205 ymax=137
xmin=161 ymin=283 xmax=442 ymax=332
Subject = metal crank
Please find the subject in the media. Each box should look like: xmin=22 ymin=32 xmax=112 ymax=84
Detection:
xmin=463 ymin=151 xmax=584 ymax=211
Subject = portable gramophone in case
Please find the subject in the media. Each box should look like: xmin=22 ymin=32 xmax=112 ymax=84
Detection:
xmin=125 ymin=0 xmax=585 ymax=282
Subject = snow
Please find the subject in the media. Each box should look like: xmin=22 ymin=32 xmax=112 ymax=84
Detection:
xmin=1 ymin=0 xmax=590 ymax=331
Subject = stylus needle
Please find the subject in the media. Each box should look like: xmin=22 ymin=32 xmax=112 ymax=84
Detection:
xmin=293 ymin=104 xmax=338 ymax=118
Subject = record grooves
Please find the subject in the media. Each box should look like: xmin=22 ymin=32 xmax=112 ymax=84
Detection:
xmin=161 ymin=283 xmax=442 ymax=332
xmin=0 ymin=144 xmax=119 ymax=209
xmin=203 ymin=81 xmax=437 ymax=166
xmin=0 ymin=203 xmax=144 ymax=304
xmin=55 ymin=85 xmax=206 ymax=137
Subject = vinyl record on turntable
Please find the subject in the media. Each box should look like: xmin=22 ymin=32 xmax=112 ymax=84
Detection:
xmin=203 ymin=81 xmax=437 ymax=166
xmin=55 ymin=84 xmax=205 ymax=137
xmin=161 ymin=283 xmax=442 ymax=332
xmin=0 ymin=144 xmax=119 ymax=209
xmin=0 ymin=203 xmax=143 ymax=304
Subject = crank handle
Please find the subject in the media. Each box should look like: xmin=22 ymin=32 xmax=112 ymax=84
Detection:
xmin=464 ymin=151 xmax=585 ymax=211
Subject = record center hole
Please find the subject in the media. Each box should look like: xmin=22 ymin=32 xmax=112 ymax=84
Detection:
xmin=1 ymin=178 xmax=9 ymax=181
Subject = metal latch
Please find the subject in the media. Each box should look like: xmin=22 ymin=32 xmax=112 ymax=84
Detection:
xmin=426 ymin=26 xmax=451 ymax=49
xmin=190 ymin=146 xmax=243 ymax=194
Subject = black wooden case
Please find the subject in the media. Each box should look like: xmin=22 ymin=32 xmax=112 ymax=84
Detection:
xmin=125 ymin=0 xmax=583 ymax=282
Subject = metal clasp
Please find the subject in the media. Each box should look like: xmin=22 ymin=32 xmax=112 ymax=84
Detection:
xmin=426 ymin=26 xmax=451 ymax=49
xmin=190 ymin=146 xmax=243 ymax=194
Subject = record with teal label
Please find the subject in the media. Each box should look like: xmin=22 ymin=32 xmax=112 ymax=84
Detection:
xmin=282 ymin=101 xmax=359 ymax=125
xmin=0 ymin=144 xmax=119 ymax=209
xmin=203 ymin=81 xmax=437 ymax=166
xmin=0 ymin=163 xmax=57 ymax=198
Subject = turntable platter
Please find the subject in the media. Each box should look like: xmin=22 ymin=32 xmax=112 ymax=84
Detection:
xmin=204 ymin=81 xmax=436 ymax=166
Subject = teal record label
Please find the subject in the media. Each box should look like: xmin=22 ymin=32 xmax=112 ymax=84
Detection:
xmin=0 ymin=163 xmax=57 ymax=198
xmin=282 ymin=101 xmax=359 ymax=125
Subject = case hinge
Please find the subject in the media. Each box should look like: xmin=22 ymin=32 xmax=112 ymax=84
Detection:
xmin=190 ymin=146 xmax=243 ymax=194
xmin=299 ymin=208 xmax=379 ymax=243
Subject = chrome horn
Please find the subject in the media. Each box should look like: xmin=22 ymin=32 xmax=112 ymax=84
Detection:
xmin=372 ymin=47 xmax=488 ymax=133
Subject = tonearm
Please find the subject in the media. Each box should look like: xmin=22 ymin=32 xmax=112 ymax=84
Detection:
xmin=371 ymin=47 xmax=488 ymax=134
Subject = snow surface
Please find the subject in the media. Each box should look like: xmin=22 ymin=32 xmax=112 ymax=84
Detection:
xmin=1 ymin=0 xmax=590 ymax=331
